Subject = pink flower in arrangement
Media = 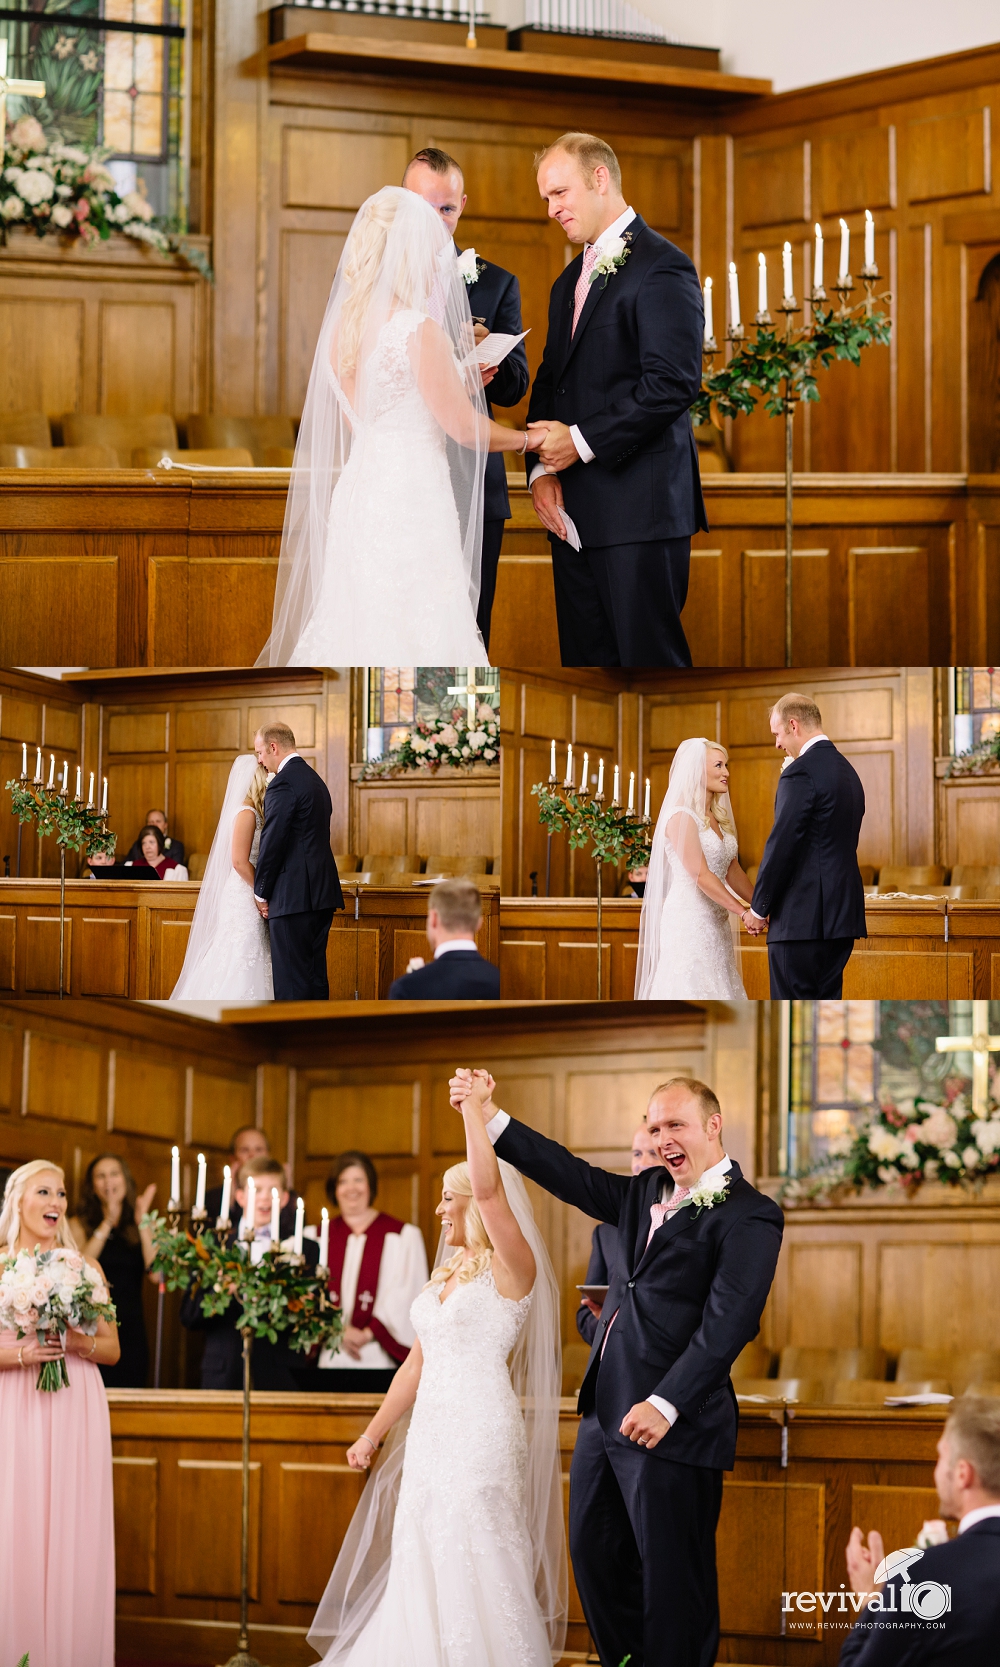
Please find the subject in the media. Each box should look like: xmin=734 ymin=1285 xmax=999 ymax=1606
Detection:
xmin=881 ymin=1102 xmax=908 ymax=1127
xmin=943 ymin=1078 xmax=964 ymax=1105
xmin=74 ymin=198 xmax=90 ymax=222
xmin=904 ymin=1124 xmax=922 ymax=1143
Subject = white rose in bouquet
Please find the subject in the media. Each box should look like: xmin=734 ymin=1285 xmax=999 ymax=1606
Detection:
xmin=51 ymin=203 xmax=74 ymax=229
xmin=439 ymin=724 xmax=458 ymax=748
xmin=920 ymin=1107 xmax=959 ymax=1150
xmin=10 ymin=115 xmax=47 ymax=152
xmin=1 ymin=196 xmax=25 ymax=220
xmin=0 ymin=1246 xmax=115 ymax=1390
xmin=16 ymin=167 xmax=55 ymax=205
xmin=867 ymin=1124 xmax=905 ymax=1162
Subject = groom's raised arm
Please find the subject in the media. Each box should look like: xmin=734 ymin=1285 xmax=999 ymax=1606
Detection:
xmin=252 ymin=775 xmax=294 ymax=902
xmin=491 ymin=1113 xmax=631 ymax=1225
xmin=751 ymin=769 xmax=817 ymax=921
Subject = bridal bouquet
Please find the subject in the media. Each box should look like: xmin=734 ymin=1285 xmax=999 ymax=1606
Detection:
xmin=0 ymin=1245 xmax=116 ymax=1390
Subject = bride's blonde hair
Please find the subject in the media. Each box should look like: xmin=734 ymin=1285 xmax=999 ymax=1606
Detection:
xmin=427 ymin=1161 xmax=494 ymax=1288
xmin=702 ymin=741 xmax=738 ymax=839
xmin=244 ymin=763 xmax=269 ymax=821
xmin=338 ymin=191 xmax=436 ymax=375
xmin=0 ymin=1159 xmax=76 ymax=1252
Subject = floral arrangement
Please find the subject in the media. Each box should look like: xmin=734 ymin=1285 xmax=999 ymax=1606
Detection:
xmin=359 ymin=704 xmax=499 ymax=778
xmin=0 ymin=1246 xmax=117 ymax=1390
xmin=945 ymin=729 xmax=1000 ymax=777
xmin=691 ymin=300 xmax=891 ymax=428
xmin=145 ymin=1213 xmax=343 ymax=1354
xmin=1 ymin=115 xmax=212 ymax=280
xmin=780 ymin=1080 xmax=1000 ymax=1207
xmin=531 ymin=780 xmax=652 ymax=871
xmin=4 ymin=777 xmax=114 ymax=855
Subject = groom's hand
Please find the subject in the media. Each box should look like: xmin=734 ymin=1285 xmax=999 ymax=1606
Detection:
xmin=530 ymin=472 xmax=569 ymax=538
xmin=448 ymin=1068 xmax=497 ymax=1122
xmin=743 ymin=910 xmax=767 ymax=936
xmin=620 ymin=1401 xmax=670 ymax=1450
xmin=255 ymin=897 xmax=269 ymax=919
xmin=532 ymin=420 xmax=580 ymax=472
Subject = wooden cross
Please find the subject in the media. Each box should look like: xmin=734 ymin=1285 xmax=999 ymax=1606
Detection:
xmin=934 ymin=1001 xmax=1000 ymax=1117
xmin=446 ymin=667 xmax=494 ymax=727
xmin=0 ymin=40 xmax=46 ymax=168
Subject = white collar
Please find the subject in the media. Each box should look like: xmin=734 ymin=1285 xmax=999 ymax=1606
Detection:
xmin=659 ymin=1153 xmax=731 ymax=1202
xmin=275 ymin=752 xmax=301 ymax=773
xmin=796 ymin=733 xmax=830 ymax=758
xmin=433 ymin=939 xmax=478 ymax=959
xmin=588 ymin=205 xmax=636 ymax=255
xmin=959 ymin=1503 xmax=1000 ymax=1533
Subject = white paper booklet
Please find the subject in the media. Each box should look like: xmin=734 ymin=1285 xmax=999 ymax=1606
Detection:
xmin=467 ymin=329 xmax=530 ymax=369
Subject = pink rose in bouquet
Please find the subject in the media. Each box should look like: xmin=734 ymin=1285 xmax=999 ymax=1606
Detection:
xmin=0 ymin=1245 xmax=116 ymax=1390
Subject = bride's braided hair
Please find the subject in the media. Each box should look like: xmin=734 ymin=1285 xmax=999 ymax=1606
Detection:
xmin=427 ymin=1161 xmax=494 ymax=1288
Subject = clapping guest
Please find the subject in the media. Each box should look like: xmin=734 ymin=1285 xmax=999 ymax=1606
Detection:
xmin=126 ymin=824 xmax=189 ymax=880
xmin=126 ymin=808 xmax=186 ymax=867
xmin=69 ymin=1154 xmax=157 ymax=1388
xmin=576 ymin=1121 xmax=663 ymax=1346
xmin=0 ymin=1160 xmax=120 ymax=1667
xmin=317 ymin=1151 xmax=428 ymax=1390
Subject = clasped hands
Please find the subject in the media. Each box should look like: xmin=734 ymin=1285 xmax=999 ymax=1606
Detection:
xmin=448 ymin=1066 xmax=496 ymax=1120
xmin=523 ymin=420 xmax=579 ymax=473
xmin=741 ymin=909 xmax=768 ymax=937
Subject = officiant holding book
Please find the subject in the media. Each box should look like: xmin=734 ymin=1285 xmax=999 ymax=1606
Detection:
xmin=526 ymin=132 xmax=707 ymax=667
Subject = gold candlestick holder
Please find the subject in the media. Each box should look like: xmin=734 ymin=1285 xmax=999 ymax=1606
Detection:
xmin=833 ymin=274 xmax=855 ymax=314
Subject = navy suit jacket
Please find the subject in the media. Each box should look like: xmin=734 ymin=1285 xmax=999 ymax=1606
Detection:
xmin=462 ymin=250 xmax=530 ymax=524
xmin=525 ymin=215 xmax=708 ymax=547
xmin=751 ymin=740 xmax=867 ymax=942
xmin=253 ymin=756 xmax=344 ymax=919
xmin=576 ymin=1219 xmax=618 ymax=1347
xmin=388 ymin=948 xmax=500 ymax=1001
xmin=839 ymin=1518 xmax=1000 ymax=1665
xmin=494 ymin=1117 xmax=783 ymax=1470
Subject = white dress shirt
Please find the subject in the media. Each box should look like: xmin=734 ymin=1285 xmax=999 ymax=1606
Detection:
xmin=434 ymin=939 xmax=479 ymax=958
xmin=959 ymin=1503 xmax=1000 ymax=1533
xmin=795 ymin=732 xmax=830 ymax=757
xmin=529 ymin=204 xmax=637 ymax=485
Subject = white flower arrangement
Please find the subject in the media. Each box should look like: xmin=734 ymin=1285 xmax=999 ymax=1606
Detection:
xmin=360 ymin=704 xmax=500 ymax=778
xmin=589 ymin=232 xmax=631 ymax=286
xmin=0 ymin=1245 xmax=116 ymax=1389
xmin=680 ymin=1175 xmax=731 ymax=1217
xmin=456 ymin=246 xmax=484 ymax=287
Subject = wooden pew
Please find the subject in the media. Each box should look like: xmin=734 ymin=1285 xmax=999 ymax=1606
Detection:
xmin=498 ymin=896 xmax=1000 ymax=999
xmin=0 ymin=880 xmax=499 ymax=999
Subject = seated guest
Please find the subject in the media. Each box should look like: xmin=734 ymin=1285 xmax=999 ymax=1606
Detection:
xmin=204 ymin=1124 xmax=271 ymax=1224
xmin=126 ymin=808 xmax=186 ymax=867
xmin=576 ymin=1121 xmax=663 ymax=1346
xmin=317 ymin=1150 xmax=428 ymax=1390
xmin=388 ymin=877 xmax=500 ymax=1000
xmin=125 ymin=824 xmax=189 ymax=880
xmin=69 ymin=1153 xmax=158 ymax=1388
xmin=840 ymin=1395 xmax=1000 ymax=1664
xmin=180 ymin=1155 xmax=317 ymax=1391
xmin=85 ymin=843 xmax=116 ymax=874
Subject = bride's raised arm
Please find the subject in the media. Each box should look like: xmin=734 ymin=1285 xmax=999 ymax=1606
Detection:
xmin=410 ymin=318 xmax=529 ymax=455
xmin=454 ymin=1070 xmax=536 ymax=1300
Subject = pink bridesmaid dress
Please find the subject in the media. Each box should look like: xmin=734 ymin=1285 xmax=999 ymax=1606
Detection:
xmin=0 ymin=1328 xmax=116 ymax=1666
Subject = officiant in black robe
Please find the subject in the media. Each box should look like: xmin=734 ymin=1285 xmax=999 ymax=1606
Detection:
xmin=403 ymin=147 xmax=530 ymax=649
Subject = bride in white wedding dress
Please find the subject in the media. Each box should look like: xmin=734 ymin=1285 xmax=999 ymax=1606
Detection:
xmin=635 ymin=738 xmax=756 ymax=1000
xmin=169 ymin=754 xmax=273 ymax=1001
xmin=308 ymin=1072 xmax=566 ymax=1667
xmin=257 ymin=187 xmax=535 ymax=666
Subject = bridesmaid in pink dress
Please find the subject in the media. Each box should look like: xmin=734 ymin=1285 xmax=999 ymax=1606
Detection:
xmin=0 ymin=1159 xmax=120 ymax=1667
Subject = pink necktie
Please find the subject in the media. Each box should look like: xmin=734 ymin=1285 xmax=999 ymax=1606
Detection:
xmin=572 ymin=243 xmax=599 ymax=335
xmin=602 ymin=1186 xmax=691 ymax=1357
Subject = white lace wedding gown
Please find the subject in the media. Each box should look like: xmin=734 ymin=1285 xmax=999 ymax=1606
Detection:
xmin=176 ymin=816 xmax=273 ymax=1000
xmin=289 ymin=309 xmax=486 ymax=665
xmin=645 ymin=816 xmax=747 ymax=999
xmin=328 ymin=1267 xmax=552 ymax=1667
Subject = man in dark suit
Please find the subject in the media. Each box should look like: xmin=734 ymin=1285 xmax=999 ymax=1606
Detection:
xmin=747 ymin=693 xmax=867 ymax=998
xmin=451 ymin=1068 xmax=783 ymax=1667
xmin=577 ymin=1120 xmax=662 ymax=1347
xmin=839 ymin=1396 xmax=1000 ymax=1665
xmin=125 ymin=807 xmax=185 ymax=867
xmin=204 ymin=1124 xmax=271 ymax=1226
xmin=404 ymin=147 xmax=530 ymax=650
xmin=388 ymin=876 xmax=500 ymax=1000
xmin=526 ymin=131 xmax=707 ymax=667
xmin=252 ymin=722 xmax=344 ymax=1001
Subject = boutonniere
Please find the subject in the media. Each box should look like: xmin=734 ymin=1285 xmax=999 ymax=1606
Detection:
xmin=456 ymin=247 xmax=485 ymax=288
xmin=589 ymin=230 xmax=632 ymax=287
xmin=681 ymin=1175 xmax=731 ymax=1218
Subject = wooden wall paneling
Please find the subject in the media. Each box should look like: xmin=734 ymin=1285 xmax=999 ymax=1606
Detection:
xmin=174 ymin=1458 xmax=262 ymax=1598
xmin=276 ymin=1462 xmax=366 ymax=1606
xmin=350 ymin=772 xmax=501 ymax=865
xmin=0 ymin=672 xmax=82 ymax=879
xmin=113 ymin=1455 xmax=159 ymax=1596
xmin=328 ymin=885 xmax=499 ymax=999
xmin=937 ymin=776 xmax=1000 ymax=867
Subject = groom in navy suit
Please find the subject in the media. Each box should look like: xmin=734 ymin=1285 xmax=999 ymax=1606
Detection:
xmin=451 ymin=1068 xmax=783 ymax=1667
xmin=404 ymin=148 xmax=530 ymax=649
xmin=526 ymin=132 xmax=707 ymax=667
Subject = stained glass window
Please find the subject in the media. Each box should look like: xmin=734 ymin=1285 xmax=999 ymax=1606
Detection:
xmin=953 ymin=667 xmax=1000 ymax=755
xmin=365 ymin=668 xmax=499 ymax=760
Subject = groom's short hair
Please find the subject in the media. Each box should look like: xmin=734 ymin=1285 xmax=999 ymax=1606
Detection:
xmin=255 ymin=721 xmax=296 ymax=749
xmin=770 ymin=693 xmax=823 ymax=730
xmin=534 ymin=132 xmax=622 ymax=194
xmin=404 ymin=147 xmax=463 ymax=182
xmin=650 ymin=1077 xmax=721 ymax=1128
xmin=428 ymin=876 xmax=483 ymax=933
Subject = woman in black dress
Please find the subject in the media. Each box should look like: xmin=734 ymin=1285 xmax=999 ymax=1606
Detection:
xmin=69 ymin=1154 xmax=157 ymax=1388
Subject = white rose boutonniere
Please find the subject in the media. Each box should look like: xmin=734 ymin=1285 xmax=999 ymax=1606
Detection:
xmin=589 ymin=231 xmax=632 ymax=287
xmin=679 ymin=1174 xmax=731 ymax=1217
xmin=456 ymin=247 xmax=484 ymax=287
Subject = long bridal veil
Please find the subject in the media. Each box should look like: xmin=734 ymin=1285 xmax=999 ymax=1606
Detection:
xmin=307 ymin=1160 xmax=567 ymax=1662
xmin=169 ymin=754 xmax=260 ymax=1000
xmin=256 ymin=185 xmax=488 ymax=666
xmin=634 ymin=737 xmax=743 ymax=999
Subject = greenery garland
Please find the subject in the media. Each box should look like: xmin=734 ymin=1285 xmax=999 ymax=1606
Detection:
xmin=531 ymin=782 xmax=652 ymax=871
xmin=4 ymin=778 xmax=115 ymax=854
xmin=945 ymin=731 xmax=1000 ymax=778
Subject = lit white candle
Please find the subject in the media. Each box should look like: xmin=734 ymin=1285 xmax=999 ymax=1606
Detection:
xmin=294 ymin=1195 xmax=304 ymax=1256
xmin=703 ymin=276 xmax=713 ymax=341
xmin=627 ymin=771 xmax=635 ymax=813
xmin=644 ymin=778 xmax=651 ymax=819
xmin=169 ymin=1145 xmax=180 ymax=1207
xmin=219 ymin=1164 xmax=232 ymax=1224
xmin=550 ymin=738 xmax=556 ymax=777
xmin=596 ymin=758 xmax=604 ymax=797
xmin=564 ymin=743 xmax=573 ymax=788
xmin=728 ymin=261 xmax=741 ymax=330
xmin=319 ymin=1206 xmax=330 ymax=1269
xmin=245 ymin=1175 xmax=256 ymax=1234
xmin=60 ymin=760 xmax=68 ymax=794
xmin=34 ymin=747 xmax=41 ymax=781
xmin=864 ymin=208 xmax=874 ymax=269
xmin=270 ymin=1185 xmax=281 ymax=1246
xmin=21 ymin=743 xmax=27 ymax=776
xmin=612 ymin=764 xmax=620 ymax=804
xmin=757 ymin=251 xmax=767 ymax=316
xmin=580 ymin=751 xmax=589 ymax=793
xmin=74 ymin=765 xmax=81 ymax=801
xmin=839 ymin=218 xmax=850 ymax=281
xmin=813 ymin=223 xmax=824 ymax=290
xmin=101 ymin=778 xmax=108 ymax=814
xmin=782 ymin=241 xmax=793 ymax=301
xmin=88 ymin=772 xmax=94 ymax=805
xmin=195 ymin=1152 xmax=206 ymax=1214
xmin=47 ymin=754 xmax=54 ymax=788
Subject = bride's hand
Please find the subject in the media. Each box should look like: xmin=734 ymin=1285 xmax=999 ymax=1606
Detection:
xmin=449 ymin=1069 xmax=496 ymax=1121
xmin=347 ymin=1436 xmax=377 ymax=1470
